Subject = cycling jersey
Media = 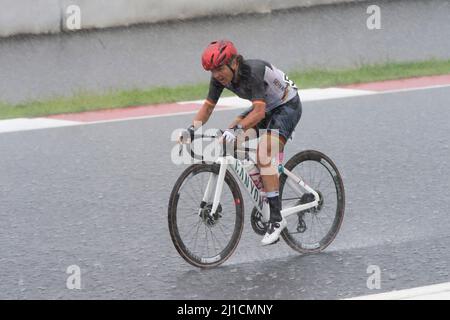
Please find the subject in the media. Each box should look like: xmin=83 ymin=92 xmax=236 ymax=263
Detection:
xmin=240 ymin=94 xmax=302 ymax=141
xmin=207 ymin=59 xmax=298 ymax=112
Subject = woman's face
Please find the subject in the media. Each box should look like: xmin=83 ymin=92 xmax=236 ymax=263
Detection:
xmin=211 ymin=59 xmax=238 ymax=86
xmin=211 ymin=64 xmax=233 ymax=86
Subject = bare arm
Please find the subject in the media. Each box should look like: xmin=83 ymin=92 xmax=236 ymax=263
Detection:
xmin=192 ymin=99 xmax=216 ymax=128
xmin=228 ymin=116 xmax=244 ymax=129
xmin=235 ymin=100 xmax=266 ymax=130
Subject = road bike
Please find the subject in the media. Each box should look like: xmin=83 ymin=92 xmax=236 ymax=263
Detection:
xmin=168 ymin=131 xmax=345 ymax=268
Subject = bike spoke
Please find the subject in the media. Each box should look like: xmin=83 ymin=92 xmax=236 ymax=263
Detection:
xmin=277 ymin=153 xmax=344 ymax=254
xmin=191 ymin=218 xmax=203 ymax=254
xmin=217 ymin=221 xmax=231 ymax=240
xmin=171 ymin=166 xmax=242 ymax=265
xmin=313 ymin=214 xmax=326 ymax=240
xmin=209 ymin=228 xmax=223 ymax=254
xmin=184 ymin=187 xmax=201 ymax=209
xmin=183 ymin=217 xmax=203 ymax=241
xmin=204 ymin=223 xmax=210 ymax=257
xmin=315 ymin=166 xmax=326 ymax=190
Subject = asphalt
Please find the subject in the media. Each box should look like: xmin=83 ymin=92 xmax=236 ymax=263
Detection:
xmin=0 ymin=0 xmax=449 ymax=104
xmin=1 ymin=85 xmax=449 ymax=299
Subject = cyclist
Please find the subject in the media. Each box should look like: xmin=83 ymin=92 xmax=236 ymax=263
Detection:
xmin=181 ymin=40 xmax=302 ymax=245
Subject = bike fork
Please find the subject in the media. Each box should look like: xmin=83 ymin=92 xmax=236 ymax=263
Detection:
xmin=198 ymin=172 xmax=217 ymax=215
xmin=199 ymin=158 xmax=227 ymax=217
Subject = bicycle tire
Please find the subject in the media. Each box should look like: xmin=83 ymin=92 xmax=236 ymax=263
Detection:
xmin=279 ymin=150 xmax=345 ymax=254
xmin=168 ymin=163 xmax=244 ymax=268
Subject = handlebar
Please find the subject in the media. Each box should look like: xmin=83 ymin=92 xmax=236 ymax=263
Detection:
xmin=178 ymin=130 xmax=254 ymax=162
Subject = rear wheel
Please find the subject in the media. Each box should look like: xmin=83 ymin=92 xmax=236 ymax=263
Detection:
xmin=279 ymin=150 xmax=345 ymax=253
xmin=168 ymin=164 xmax=244 ymax=268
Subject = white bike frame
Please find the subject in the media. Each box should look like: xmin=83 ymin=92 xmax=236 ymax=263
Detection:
xmin=201 ymin=155 xmax=320 ymax=223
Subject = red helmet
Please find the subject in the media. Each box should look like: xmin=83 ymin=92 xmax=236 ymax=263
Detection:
xmin=201 ymin=40 xmax=238 ymax=71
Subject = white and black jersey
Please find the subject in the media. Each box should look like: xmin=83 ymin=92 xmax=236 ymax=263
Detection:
xmin=207 ymin=59 xmax=298 ymax=112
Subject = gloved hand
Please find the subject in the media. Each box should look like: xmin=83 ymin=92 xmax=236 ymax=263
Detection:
xmin=178 ymin=125 xmax=195 ymax=144
xmin=222 ymin=128 xmax=237 ymax=143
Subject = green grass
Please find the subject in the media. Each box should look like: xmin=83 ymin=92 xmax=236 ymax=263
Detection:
xmin=0 ymin=85 xmax=210 ymax=120
xmin=1 ymin=59 xmax=450 ymax=120
xmin=290 ymin=59 xmax=450 ymax=88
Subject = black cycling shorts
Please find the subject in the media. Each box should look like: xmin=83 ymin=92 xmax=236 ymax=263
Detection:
xmin=240 ymin=94 xmax=302 ymax=142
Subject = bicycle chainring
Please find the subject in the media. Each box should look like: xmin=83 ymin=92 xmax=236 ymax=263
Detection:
xmin=250 ymin=207 xmax=267 ymax=236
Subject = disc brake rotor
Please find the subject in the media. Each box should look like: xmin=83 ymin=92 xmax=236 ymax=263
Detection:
xmin=200 ymin=203 xmax=223 ymax=227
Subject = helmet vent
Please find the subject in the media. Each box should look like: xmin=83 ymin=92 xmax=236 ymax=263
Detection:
xmin=217 ymin=54 xmax=226 ymax=64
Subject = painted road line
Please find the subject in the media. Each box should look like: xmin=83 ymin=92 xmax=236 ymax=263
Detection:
xmin=179 ymin=95 xmax=252 ymax=108
xmin=45 ymin=104 xmax=244 ymax=124
xmin=299 ymin=88 xmax=373 ymax=101
xmin=0 ymin=107 xmax=247 ymax=133
xmin=47 ymin=103 xmax=204 ymax=122
xmin=0 ymin=118 xmax=81 ymax=134
xmin=179 ymin=88 xmax=374 ymax=106
xmin=44 ymin=84 xmax=450 ymax=125
xmin=62 ymin=84 xmax=450 ymax=129
xmin=367 ymin=83 xmax=450 ymax=95
xmin=340 ymin=74 xmax=450 ymax=91
xmin=1 ymin=78 xmax=450 ymax=133
xmin=43 ymin=105 xmax=252 ymax=127
xmin=347 ymin=282 xmax=450 ymax=300
xmin=37 ymin=88 xmax=373 ymax=126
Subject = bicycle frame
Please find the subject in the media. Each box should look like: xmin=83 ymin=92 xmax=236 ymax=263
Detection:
xmin=202 ymin=155 xmax=321 ymax=223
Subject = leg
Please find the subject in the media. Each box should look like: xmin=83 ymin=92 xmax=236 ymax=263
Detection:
xmin=258 ymin=131 xmax=288 ymax=245
xmin=257 ymin=131 xmax=285 ymax=194
xmin=257 ymin=131 xmax=285 ymax=220
xmin=258 ymin=95 xmax=302 ymax=245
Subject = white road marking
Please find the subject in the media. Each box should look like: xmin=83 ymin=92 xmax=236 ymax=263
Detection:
xmin=347 ymin=282 xmax=450 ymax=300
xmin=0 ymin=118 xmax=81 ymax=134
xmin=180 ymin=95 xmax=252 ymax=108
xmin=1 ymin=85 xmax=449 ymax=133
xmin=369 ymin=83 xmax=450 ymax=95
xmin=299 ymin=88 xmax=374 ymax=101
xmin=179 ymin=88 xmax=374 ymax=106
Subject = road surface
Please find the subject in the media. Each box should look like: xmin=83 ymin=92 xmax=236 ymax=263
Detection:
xmin=1 ymin=85 xmax=449 ymax=299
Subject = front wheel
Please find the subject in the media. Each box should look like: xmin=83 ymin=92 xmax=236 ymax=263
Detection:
xmin=168 ymin=164 xmax=244 ymax=268
xmin=279 ymin=150 xmax=345 ymax=254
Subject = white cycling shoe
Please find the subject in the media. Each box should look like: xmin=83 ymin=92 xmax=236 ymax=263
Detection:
xmin=261 ymin=219 xmax=287 ymax=246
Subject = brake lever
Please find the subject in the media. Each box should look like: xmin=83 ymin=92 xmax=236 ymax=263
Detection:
xmin=178 ymin=135 xmax=184 ymax=156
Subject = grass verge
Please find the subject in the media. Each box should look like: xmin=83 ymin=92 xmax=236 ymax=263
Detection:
xmin=1 ymin=59 xmax=449 ymax=120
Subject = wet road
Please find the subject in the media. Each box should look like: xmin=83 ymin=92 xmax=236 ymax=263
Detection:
xmin=0 ymin=0 xmax=449 ymax=104
xmin=1 ymin=86 xmax=449 ymax=299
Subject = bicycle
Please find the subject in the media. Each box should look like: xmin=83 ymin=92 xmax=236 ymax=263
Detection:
xmin=168 ymin=131 xmax=345 ymax=268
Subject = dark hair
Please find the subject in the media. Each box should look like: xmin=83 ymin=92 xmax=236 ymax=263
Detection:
xmin=234 ymin=54 xmax=243 ymax=65
xmin=235 ymin=54 xmax=250 ymax=78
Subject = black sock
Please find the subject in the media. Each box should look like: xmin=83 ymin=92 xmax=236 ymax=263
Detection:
xmin=267 ymin=195 xmax=282 ymax=223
